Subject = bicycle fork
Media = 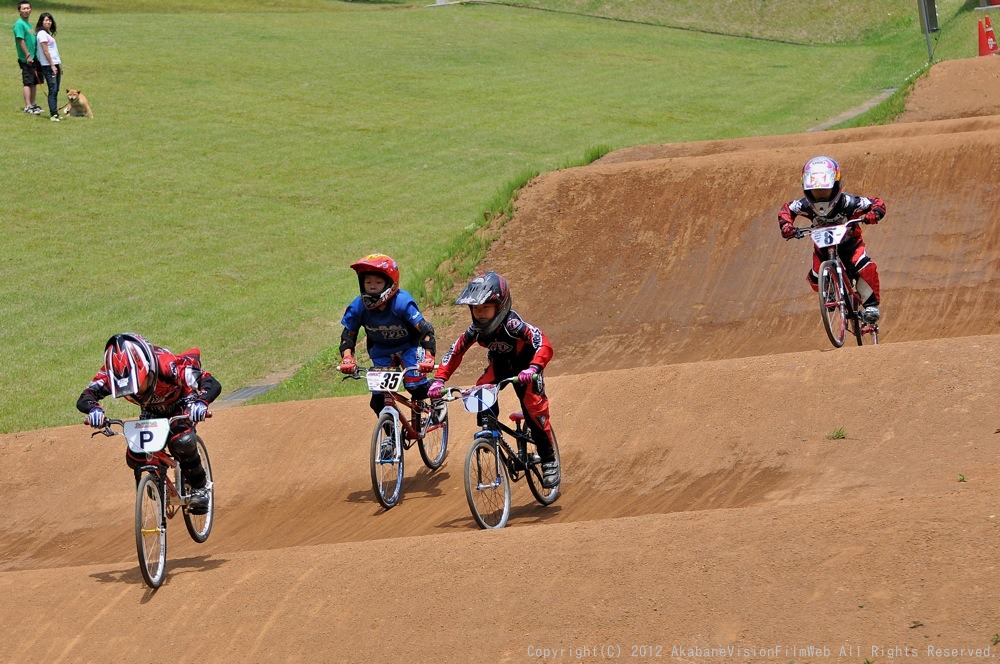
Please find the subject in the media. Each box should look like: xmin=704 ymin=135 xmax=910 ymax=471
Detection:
xmin=140 ymin=468 xmax=167 ymax=538
xmin=473 ymin=430 xmax=504 ymax=490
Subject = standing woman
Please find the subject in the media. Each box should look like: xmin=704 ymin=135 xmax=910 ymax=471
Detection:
xmin=35 ymin=12 xmax=60 ymax=121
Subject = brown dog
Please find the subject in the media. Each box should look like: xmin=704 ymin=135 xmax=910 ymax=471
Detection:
xmin=59 ymin=89 xmax=93 ymax=118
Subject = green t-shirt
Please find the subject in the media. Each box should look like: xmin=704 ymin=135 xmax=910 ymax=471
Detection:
xmin=13 ymin=18 xmax=35 ymax=62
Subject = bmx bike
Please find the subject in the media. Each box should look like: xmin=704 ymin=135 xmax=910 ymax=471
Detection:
xmin=441 ymin=377 xmax=561 ymax=529
xmin=345 ymin=367 xmax=449 ymax=509
xmin=91 ymin=413 xmax=214 ymax=588
xmin=792 ymin=219 xmax=879 ymax=348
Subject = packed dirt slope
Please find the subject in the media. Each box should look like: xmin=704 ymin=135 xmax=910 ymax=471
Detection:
xmin=483 ymin=115 xmax=1000 ymax=374
xmin=2 ymin=57 xmax=1000 ymax=662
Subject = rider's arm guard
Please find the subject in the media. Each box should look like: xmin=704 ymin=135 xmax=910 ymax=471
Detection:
xmin=416 ymin=318 xmax=436 ymax=356
xmin=339 ymin=328 xmax=358 ymax=357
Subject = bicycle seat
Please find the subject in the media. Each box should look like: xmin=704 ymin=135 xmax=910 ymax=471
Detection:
xmin=509 ymin=412 xmax=525 ymax=423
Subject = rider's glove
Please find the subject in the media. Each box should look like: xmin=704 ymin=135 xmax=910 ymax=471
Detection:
xmin=338 ymin=355 xmax=357 ymax=375
xmin=427 ymin=379 xmax=445 ymax=400
xmin=418 ymin=353 xmax=435 ymax=374
xmin=86 ymin=407 xmax=105 ymax=428
xmin=863 ymin=210 xmax=880 ymax=225
xmin=518 ymin=365 xmax=540 ymax=384
xmin=780 ymin=222 xmax=797 ymax=239
xmin=187 ymin=400 xmax=209 ymax=423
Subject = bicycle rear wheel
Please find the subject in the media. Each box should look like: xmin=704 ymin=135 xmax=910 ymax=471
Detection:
xmin=850 ymin=292 xmax=879 ymax=346
xmin=464 ymin=438 xmax=510 ymax=529
xmin=526 ymin=429 xmax=561 ymax=506
xmin=818 ymin=261 xmax=847 ymax=348
xmin=135 ymin=472 xmax=167 ymax=589
xmin=418 ymin=403 xmax=448 ymax=470
xmin=370 ymin=412 xmax=404 ymax=509
xmin=183 ymin=438 xmax=214 ymax=543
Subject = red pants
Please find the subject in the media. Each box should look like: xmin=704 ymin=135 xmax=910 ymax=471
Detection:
xmin=808 ymin=237 xmax=880 ymax=304
xmin=477 ymin=364 xmax=555 ymax=457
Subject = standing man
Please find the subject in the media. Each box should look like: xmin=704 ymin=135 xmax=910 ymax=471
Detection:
xmin=13 ymin=1 xmax=40 ymax=114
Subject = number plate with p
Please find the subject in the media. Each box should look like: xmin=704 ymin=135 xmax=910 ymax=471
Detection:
xmin=124 ymin=419 xmax=170 ymax=454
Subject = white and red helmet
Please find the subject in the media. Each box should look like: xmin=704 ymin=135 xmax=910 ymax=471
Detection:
xmin=350 ymin=254 xmax=400 ymax=310
xmin=104 ymin=333 xmax=156 ymax=399
xmin=802 ymin=156 xmax=843 ymax=217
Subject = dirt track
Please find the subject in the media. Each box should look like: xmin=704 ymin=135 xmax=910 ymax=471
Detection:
xmin=3 ymin=57 xmax=1000 ymax=662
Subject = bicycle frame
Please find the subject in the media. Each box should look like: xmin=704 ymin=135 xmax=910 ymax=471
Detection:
xmin=451 ymin=378 xmax=560 ymax=529
xmin=350 ymin=366 xmax=441 ymax=453
xmin=90 ymin=413 xmax=214 ymax=587
xmin=819 ymin=247 xmax=863 ymax=315
xmin=138 ymin=453 xmax=184 ymax=518
xmin=475 ymin=413 xmax=535 ymax=480
xmin=795 ymin=220 xmax=879 ymax=345
xmin=348 ymin=365 xmax=449 ymax=509
xmin=93 ymin=415 xmax=205 ymax=514
xmin=449 ymin=379 xmax=538 ymax=480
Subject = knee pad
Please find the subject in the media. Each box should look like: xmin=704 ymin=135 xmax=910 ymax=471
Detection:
xmin=169 ymin=430 xmax=199 ymax=462
xmin=170 ymin=431 xmax=206 ymax=488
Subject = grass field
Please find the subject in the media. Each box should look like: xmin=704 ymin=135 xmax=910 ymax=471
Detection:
xmin=1 ymin=0 xmax=981 ymax=431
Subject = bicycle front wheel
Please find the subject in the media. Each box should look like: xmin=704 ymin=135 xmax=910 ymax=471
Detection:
xmin=135 ymin=472 xmax=167 ymax=589
xmin=418 ymin=404 xmax=448 ymax=470
xmin=183 ymin=437 xmax=214 ymax=543
xmin=370 ymin=412 xmax=404 ymax=509
xmin=526 ymin=428 xmax=561 ymax=506
xmin=818 ymin=261 xmax=847 ymax=348
xmin=464 ymin=438 xmax=511 ymax=529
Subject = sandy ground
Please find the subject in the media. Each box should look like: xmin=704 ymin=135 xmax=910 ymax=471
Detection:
xmin=3 ymin=57 xmax=1000 ymax=663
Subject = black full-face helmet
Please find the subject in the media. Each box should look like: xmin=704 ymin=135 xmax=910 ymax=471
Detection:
xmin=456 ymin=271 xmax=511 ymax=336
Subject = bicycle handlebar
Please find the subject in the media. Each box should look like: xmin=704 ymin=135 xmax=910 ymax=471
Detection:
xmin=341 ymin=365 xmax=435 ymax=381
xmin=88 ymin=412 xmax=210 ymax=437
xmin=439 ymin=376 xmax=522 ymax=402
xmin=788 ymin=218 xmax=863 ymax=240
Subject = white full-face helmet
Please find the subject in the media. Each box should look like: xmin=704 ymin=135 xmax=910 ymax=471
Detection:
xmin=802 ymin=156 xmax=842 ymax=217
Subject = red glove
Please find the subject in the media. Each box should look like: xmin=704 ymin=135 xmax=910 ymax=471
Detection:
xmin=780 ymin=222 xmax=797 ymax=239
xmin=338 ymin=355 xmax=356 ymax=375
xmin=427 ymin=379 xmax=445 ymax=400
xmin=418 ymin=353 xmax=435 ymax=373
xmin=863 ymin=210 xmax=880 ymax=225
